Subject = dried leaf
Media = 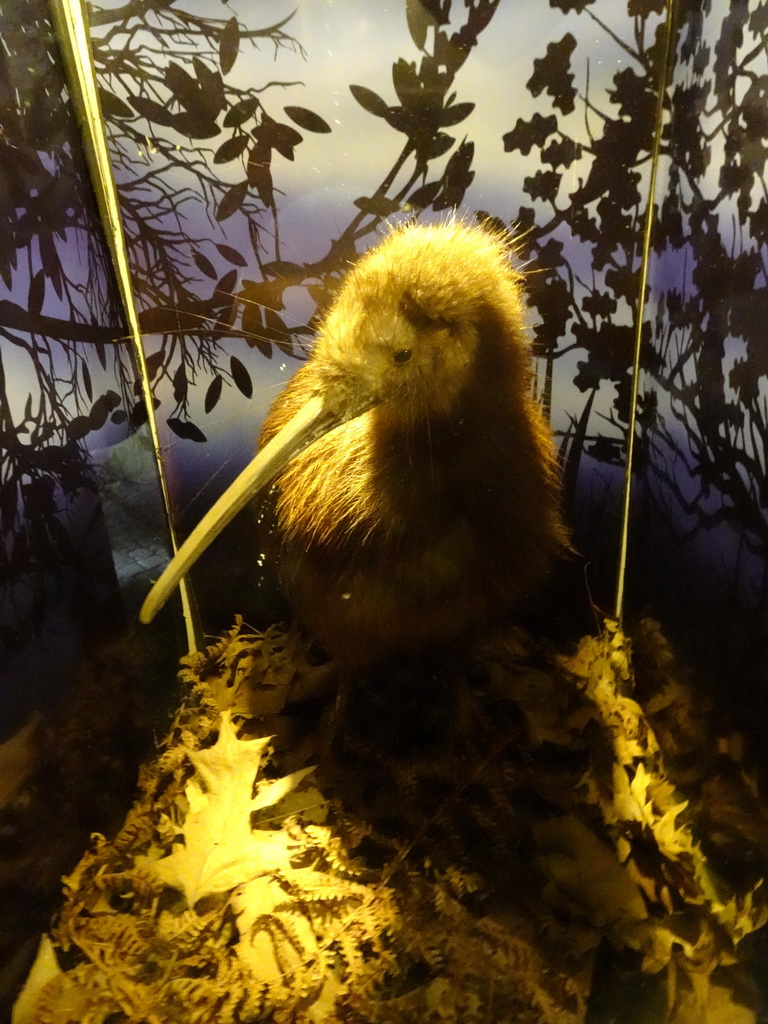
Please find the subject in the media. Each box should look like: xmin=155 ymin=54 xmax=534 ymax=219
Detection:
xmin=11 ymin=934 xmax=63 ymax=1024
xmin=136 ymin=715 xmax=297 ymax=903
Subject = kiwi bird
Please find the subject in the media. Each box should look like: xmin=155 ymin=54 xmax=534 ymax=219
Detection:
xmin=140 ymin=220 xmax=566 ymax=666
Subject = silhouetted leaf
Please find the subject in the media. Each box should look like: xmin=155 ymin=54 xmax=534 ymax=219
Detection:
xmin=28 ymin=269 xmax=45 ymax=316
xmin=476 ymin=211 xmax=511 ymax=240
xmin=550 ymin=0 xmax=596 ymax=10
xmin=216 ymin=243 xmax=248 ymax=267
xmin=217 ymin=296 xmax=240 ymax=332
xmin=129 ymin=95 xmax=175 ymax=126
xmin=230 ymin=355 xmax=253 ymax=397
xmin=392 ymin=58 xmax=420 ymax=108
xmin=527 ymin=34 xmax=577 ymax=115
xmin=38 ymin=234 xmax=62 ymax=299
xmin=81 ymin=361 xmax=92 ymax=402
xmin=530 ymin=277 xmax=571 ymax=353
xmin=713 ymin=2 xmax=749 ymax=110
xmin=542 ymin=137 xmax=582 ymax=168
xmin=168 ymin=418 xmax=207 ymax=443
xmin=583 ymin=291 xmax=618 ymax=318
xmin=173 ymin=362 xmax=188 ymax=402
xmin=720 ymin=160 xmax=753 ymax=198
xmin=247 ymin=219 xmax=260 ymax=256
xmin=219 ymin=17 xmax=240 ymax=74
xmin=263 ymin=308 xmax=288 ymax=342
xmin=140 ymin=307 xmax=186 ymax=333
xmin=205 ymin=375 xmax=223 ymax=414
xmin=610 ymin=67 xmax=655 ymax=129
xmin=174 ymin=110 xmax=220 ymax=139
xmin=260 ymin=119 xmax=303 ymax=160
xmin=89 ymin=392 xmax=119 ymax=430
xmin=560 ymin=388 xmax=596 ymax=498
xmin=586 ymin=436 xmax=624 ymax=464
xmin=165 ymin=61 xmax=198 ymax=107
xmin=604 ymin=265 xmax=638 ymax=304
xmin=423 ymin=133 xmax=455 ymax=159
xmin=750 ymin=3 xmax=768 ymax=33
xmin=628 ymin=0 xmax=665 ymax=14
xmin=100 ymin=89 xmax=133 ymax=119
xmin=193 ymin=57 xmax=225 ymax=118
xmin=247 ymin=335 xmax=273 ymax=358
xmin=214 ymin=269 xmax=238 ymax=305
xmin=503 ymin=113 xmax=558 ymax=155
xmin=405 ymin=0 xmax=436 ymax=50
xmin=214 ymin=134 xmax=249 ymax=164
xmin=408 ymin=181 xmax=441 ymax=209
xmin=261 ymin=261 xmax=301 ymax=281
xmin=224 ymin=97 xmax=260 ymax=128
xmin=67 ymin=415 xmax=92 ymax=441
xmin=246 ymin=149 xmax=273 ymax=205
xmin=241 ymin=292 xmax=265 ymax=339
xmin=752 ymin=199 xmax=768 ymax=244
xmin=88 ymin=398 xmax=109 ymax=430
xmin=353 ymin=195 xmax=401 ymax=217
xmin=573 ymin=121 xmax=645 ymax=205
xmin=523 ymin=170 xmax=561 ymax=203
xmin=239 ymin=281 xmax=285 ymax=345
xmin=111 ymin=410 xmax=128 ymax=425
xmin=420 ymin=0 xmax=450 ymax=24
xmin=0 ymin=234 xmax=14 ymax=290
xmin=349 ymin=84 xmax=391 ymax=120
xmin=216 ymin=180 xmax=248 ymax=222
xmin=130 ymin=400 xmax=149 ymax=428
xmin=441 ymin=102 xmax=474 ymax=127
xmin=283 ymin=106 xmax=331 ymax=133
xmin=434 ymin=139 xmax=474 ymax=210
xmin=194 ymin=251 xmax=218 ymax=279
xmin=145 ymin=351 xmax=164 ymax=380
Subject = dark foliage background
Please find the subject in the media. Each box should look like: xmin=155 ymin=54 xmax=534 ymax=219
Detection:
xmin=503 ymin=0 xmax=768 ymax=728
xmin=1 ymin=0 xmax=767 ymax=741
xmin=0 ymin=0 xmax=131 ymax=703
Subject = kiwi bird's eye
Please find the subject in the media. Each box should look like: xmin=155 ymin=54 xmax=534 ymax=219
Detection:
xmin=393 ymin=348 xmax=412 ymax=364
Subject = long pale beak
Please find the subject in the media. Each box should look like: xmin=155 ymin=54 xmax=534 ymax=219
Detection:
xmin=139 ymin=392 xmax=348 ymax=625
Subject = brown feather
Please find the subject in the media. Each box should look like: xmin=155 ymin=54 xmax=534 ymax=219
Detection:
xmin=258 ymin=220 xmax=566 ymax=666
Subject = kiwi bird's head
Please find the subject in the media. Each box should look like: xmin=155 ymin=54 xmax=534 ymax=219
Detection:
xmin=311 ymin=220 xmax=528 ymax=426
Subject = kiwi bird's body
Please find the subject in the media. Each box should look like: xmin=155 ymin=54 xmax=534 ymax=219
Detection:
xmin=258 ymin=221 xmax=566 ymax=667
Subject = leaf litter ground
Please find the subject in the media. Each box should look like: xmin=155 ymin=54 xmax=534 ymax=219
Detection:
xmin=13 ymin=617 xmax=768 ymax=1023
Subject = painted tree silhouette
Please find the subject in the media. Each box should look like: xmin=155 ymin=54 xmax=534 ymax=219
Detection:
xmin=639 ymin=0 xmax=768 ymax=699
xmin=645 ymin=0 xmax=768 ymax=551
xmin=502 ymin=0 xmax=671 ymax=492
xmin=503 ymin=0 xmax=768 ymax=703
xmin=503 ymin=0 xmax=767 ymax=550
xmin=0 ymin=0 xmax=130 ymax=645
xmin=90 ymin=0 xmax=501 ymax=441
xmin=1 ymin=0 xmax=505 ymax=638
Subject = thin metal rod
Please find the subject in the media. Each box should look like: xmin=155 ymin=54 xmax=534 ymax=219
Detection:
xmin=614 ymin=0 xmax=677 ymax=621
xmin=48 ymin=0 xmax=201 ymax=652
